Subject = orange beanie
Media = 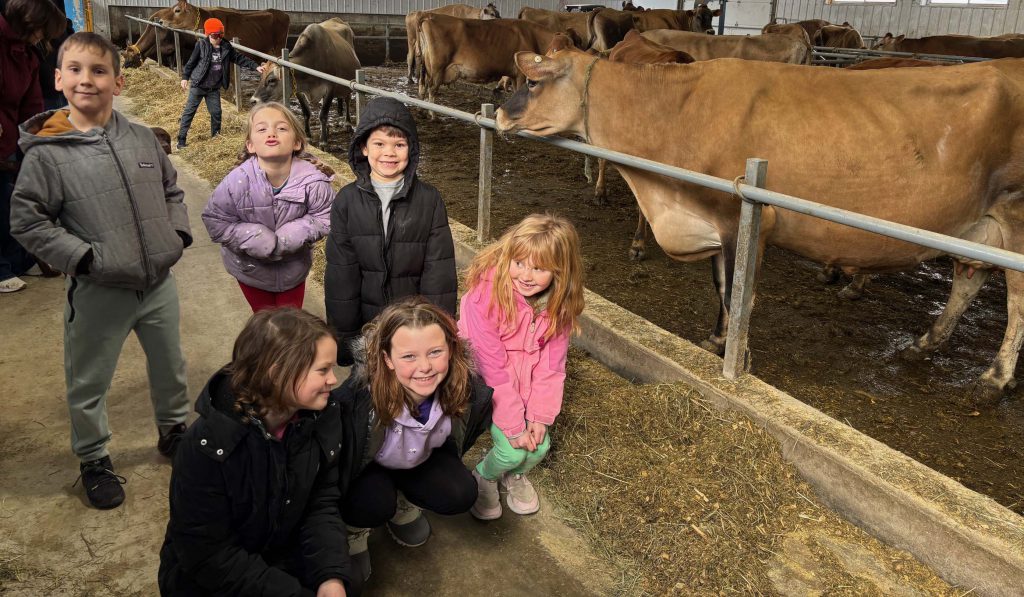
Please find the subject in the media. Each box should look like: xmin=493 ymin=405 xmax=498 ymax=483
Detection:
xmin=203 ymin=18 xmax=224 ymax=35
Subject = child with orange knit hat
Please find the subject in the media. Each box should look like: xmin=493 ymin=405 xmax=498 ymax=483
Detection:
xmin=176 ymin=18 xmax=264 ymax=149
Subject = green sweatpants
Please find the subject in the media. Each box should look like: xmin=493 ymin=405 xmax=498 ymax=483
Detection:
xmin=64 ymin=273 xmax=189 ymax=462
xmin=475 ymin=424 xmax=551 ymax=481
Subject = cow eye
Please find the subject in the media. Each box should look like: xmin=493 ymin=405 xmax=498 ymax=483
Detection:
xmin=527 ymin=79 xmax=539 ymax=90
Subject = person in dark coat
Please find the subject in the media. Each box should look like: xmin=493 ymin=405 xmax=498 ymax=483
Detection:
xmin=0 ymin=0 xmax=64 ymax=294
xmin=324 ymin=96 xmax=457 ymax=365
xmin=159 ymin=308 xmax=354 ymax=597
xmin=333 ymin=297 xmax=492 ymax=583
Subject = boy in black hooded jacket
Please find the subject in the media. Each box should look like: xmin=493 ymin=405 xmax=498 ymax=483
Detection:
xmin=324 ymin=97 xmax=457 ymax=366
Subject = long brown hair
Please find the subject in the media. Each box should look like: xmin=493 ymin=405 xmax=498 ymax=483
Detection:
xmin=235 ymin=102 xmax=335 ymax=177
xmin=363 ymin=297 xmax=472 ymax=427
xmin=3 ymin=0 xmax=64 ymax=45
xmin=228 ymin=308 xmax=334 ymax=420
xmin=465 ymin=213 xmax=585 ymax=340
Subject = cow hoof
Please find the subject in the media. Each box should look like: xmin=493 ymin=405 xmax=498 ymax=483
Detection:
xmin=699 ymin=338 xmax=726 ymax=356
xmin=899 ymin=343 xmax=931 ymax=362
xmin=969 ymin=380 xmax=1006 ymax=407
xmin=628 ymin=248 xmax=646 ymax=262
xmin=817 ymin=269 xmax=840 ymax=284
xmin=837 ymin=286 xmax=864 ymax=301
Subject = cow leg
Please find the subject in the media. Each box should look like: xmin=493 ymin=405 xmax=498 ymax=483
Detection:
xmin=583 ymin=156 xmax=593 ymax=184
xmin=903 ymin=264 xmax=991 ymax=360
xmin=593 ymin=158 xmax=608 ymax=205
xmin=318 ymin=92 xmax=334 ymax=149
xmin=296 ymin=94 xmax=314 ymax=140
xmin=629 ymin=210 xmax=648 ymax=262
xmin=976 ymin=268 xmax=1024 ymax=402
xmin=838 ymin=274 xmax=871 ymax=300
xmin=817 ymin=265 xmax=841 ymax=284
xmin=701 ymin=246 xmax=736 ymax=356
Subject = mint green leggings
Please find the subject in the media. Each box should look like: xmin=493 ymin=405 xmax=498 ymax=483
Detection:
xmin=475 ymin=424 xmax=551 ymax=481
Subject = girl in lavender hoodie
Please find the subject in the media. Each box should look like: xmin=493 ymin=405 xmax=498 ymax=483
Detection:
xmin=203 ymin=102 xmax=333 ymax=311
xmin=333 ymin=297 xmax=492 ymax=585
xmin=458 ymin=214 xmax=585 ymax=519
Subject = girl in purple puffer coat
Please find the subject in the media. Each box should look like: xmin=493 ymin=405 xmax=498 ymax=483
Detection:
xmin=203 ymin=102 xmax=334 ymax=311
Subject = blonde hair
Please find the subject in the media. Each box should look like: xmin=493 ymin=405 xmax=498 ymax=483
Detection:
xmin=363 ymin=297 xmax=472 ymax=428
xmin=465 ymin=213 xmax=585 ymax=341
xmin=235 ymin=102 xmax=335 ymax=177
xmin=227 ymin=308 xmax=334 ymax=421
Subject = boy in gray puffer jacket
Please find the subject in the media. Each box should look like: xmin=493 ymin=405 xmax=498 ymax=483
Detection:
xmin=10 ymin=32 xmax=192 ymax=510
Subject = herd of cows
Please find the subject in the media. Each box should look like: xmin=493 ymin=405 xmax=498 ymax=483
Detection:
xmin=121 ymin=1 xmax=1024 ymax=405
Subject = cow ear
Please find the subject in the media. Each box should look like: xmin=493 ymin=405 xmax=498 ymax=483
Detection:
xmin=896 ymin=34 xmax=905 ymax=42
xmin=515 ymin=52 xmax=569 ymax=81
xmin=882 ymin=32 xmax=893 ymax=41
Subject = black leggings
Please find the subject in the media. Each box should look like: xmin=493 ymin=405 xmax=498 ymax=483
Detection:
xmin=342 ymin=448 xmax=476 ymax=528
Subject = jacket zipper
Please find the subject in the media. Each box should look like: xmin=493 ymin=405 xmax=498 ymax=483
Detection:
xmin=104 ymin=131 xmax=153 ymax=286
xmin=359 ymin=184 xmax=392 ymax=305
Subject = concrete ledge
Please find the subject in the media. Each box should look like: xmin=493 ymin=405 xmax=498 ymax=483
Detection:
xmin=451 ymin=221 xmax=1024 ymax=596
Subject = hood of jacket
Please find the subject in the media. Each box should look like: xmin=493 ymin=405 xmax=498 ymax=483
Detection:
xmin=347 ymin=96 xmax=420 ymax=191
xmin=19 ymin=108 xmax=131 ymax=151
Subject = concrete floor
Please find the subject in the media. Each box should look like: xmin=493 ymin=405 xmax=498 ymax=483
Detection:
xmin=0 ymin=100 xmax=612 ymax=595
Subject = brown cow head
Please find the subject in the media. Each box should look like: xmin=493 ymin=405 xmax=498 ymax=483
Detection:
xmin=250 ymin=61 xmax=283 ymax=104
xmin=481 ymin=3 xmax=500 ymax=20
xmin=151 ymin=127 xmax=173 ymax=155
xmin=547 ymin=32 xmax=578 ymax=54
xmin=873 ymin=33 xmax=903 ymax=50
xmin=496 ymin=50 xmax=585 ymax=138
xmin=691 ymin=4 xmax=719 ymax=35
xmin=122 ymin=45 xmax=143 ymax=68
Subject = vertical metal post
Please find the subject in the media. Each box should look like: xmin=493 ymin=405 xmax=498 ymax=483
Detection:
xmin=355 ymin=70 xmax=366 ymax=122
xmin=722 ymin=158 xmax=768 ymax=379
xmin=155 ymin=26 xmax=163 ymax=68
xmin=174 ymin=31 xmax=182 ymax=77
xmin=768 ymin=0 xmax=779 ymax=26
xmin=281 ymin=49 xmax=291 ymax=104
xmin=477 ymin=103 xmax=495 ymax=243
xmin=127 ymin=19 xmax=133 ymax=45
xmin=232 ymin=37 xmax=243 ymax=111
xmin=385 ymin=24 xmax=391 ymax=63
xmin=717 ymin=0 xmax=727 ymax=35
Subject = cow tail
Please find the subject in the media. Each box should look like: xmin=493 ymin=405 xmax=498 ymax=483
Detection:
xmin=803 ymin=38 xmax=814 ymax=65
xmin=585 ymin=10 xmax=600 ymax=52
xmin=418 ymin=19 xmax=434 ymax=97
xmin=517 ymin=6 xmax=528 ymax=19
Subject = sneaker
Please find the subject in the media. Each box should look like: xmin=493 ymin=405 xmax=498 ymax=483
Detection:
xmin=346 ymin=526 xmax=372 ymax=582
xmin=176 ymin=140 xmax=186 ymax=150
xmin=386 ymin=492 xmax=431 ymax=547
xmin=24 ymin=264 xmax=43 ymax=276
xmin=74 ymin=456 xmax=126 ymax=510
xmin=157 ymin=423 xmax=187 ymax=458
xmin=470 ymin=468 xmax=502 ymax=520
xmin=501 ymin=472 xmax=540 ymax=515
xmin=0 ymin=277 xmax=26 ymax=293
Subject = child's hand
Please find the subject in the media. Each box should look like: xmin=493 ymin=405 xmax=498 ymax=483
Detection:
xmin=510 ymin=431 xmax=537 ymax=452
xmin=179 ymin=80 xmax=188 ymax=91
xmin=527 ymin=421 xmax=548 ymax=446
xmin=316 ymin=579 xmax=346 ymax=597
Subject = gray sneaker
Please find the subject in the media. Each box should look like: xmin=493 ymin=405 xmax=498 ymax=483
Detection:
xmin=346 ymin=526 xmax=372 ymax=581
xmin=386 ymin=492 xmax=431 ymax=547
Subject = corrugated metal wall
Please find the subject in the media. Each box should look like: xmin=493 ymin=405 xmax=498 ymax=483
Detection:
xmin=774 ymin=0 xmax=1022 ymax=38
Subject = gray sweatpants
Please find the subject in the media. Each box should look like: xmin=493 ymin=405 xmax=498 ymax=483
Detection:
xmin=64 ymin=273 xmax=189 ymax=462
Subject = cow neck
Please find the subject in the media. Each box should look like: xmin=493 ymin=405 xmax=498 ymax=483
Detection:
xmin=580 ymin=56 xmax=601 ymax=144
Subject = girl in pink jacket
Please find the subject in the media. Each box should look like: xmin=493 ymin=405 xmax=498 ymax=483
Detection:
xmin=458 ymin=214 xmax=584 ymax=518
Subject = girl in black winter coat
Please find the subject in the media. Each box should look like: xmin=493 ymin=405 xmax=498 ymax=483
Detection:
xmin=159 ymin=308 xmax=354 ymax=597
xmin=333 ymin=297 xmax=493 ymax=584
xmin=324 ymin=97 xmax=458 ymax=366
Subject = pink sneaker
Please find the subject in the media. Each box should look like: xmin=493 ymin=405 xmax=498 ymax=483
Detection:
xmin=501 ymin=472 xmax=540 ymax=515
xmin=470 ymin=469 xmax=502 ymax=520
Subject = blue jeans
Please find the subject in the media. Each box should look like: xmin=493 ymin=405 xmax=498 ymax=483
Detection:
xmin=177 ymin=86 xmax=221 ymax=144
xmin=0 ymin=167 xmax=35 ymax=282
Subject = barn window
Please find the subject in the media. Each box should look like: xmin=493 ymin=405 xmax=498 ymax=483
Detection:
xmin=929 ymin=0 xmax=1008 ymax=4
xmin=827 ymin=0 xmax=896 ymax=4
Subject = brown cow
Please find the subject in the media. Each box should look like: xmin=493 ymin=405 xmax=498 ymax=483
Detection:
xmin=123 ymin=0 xmax=288 ymax=68
xmin=251 ymin=18 xmax=360 ymax=148
xmin=761 ymin=22 xmax=812 ymax=46
xmin=846 ymin=57 xmax=945 ymax=70
xmin=874 ymin=33 xmax=1024 ymax=59
xmin=417 ymin=14 xmax=559 ymax=106
xmin=405 ymin=3 xmax=500 ymax=81
xmin=790 ymin=19 xmax=831 ymax=44
xmin=642 ymin=30 xmax=811 ymax=64
xmin=631 ymin=6 xmax=719 ymax=34
xmin=496 ymin=48 xmax=1024 ymax=400
xmin=519 ymin=7 xmax=600 ymax=50
xmin=622 ymin=1 xmax=644 ymax=10
xmin=814 ymin=24 xmax=865 ymax=49
xmin=589 ymin=8 xmax=639 ymax=52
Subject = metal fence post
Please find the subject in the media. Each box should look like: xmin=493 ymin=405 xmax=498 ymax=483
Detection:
xmin=155 ymin=26 xmax=163 ymax=68
xmin=127 ymin=20 xmax=133 ymax=45
xmin=385 ymin=24 xmax=391 ymax=63
xmin=477 ymin=103 xmax=495 ymax=243
xmin=174 ymin=31 xmax=182 ymax=78
xmin=281 ymin=49 xmax=291 ymax=104
xmin=722 ymin=158 xmax=768 ymax=379
xmin=232 ymin=37 xmax=243 ymax=111
xmin=355 ymin=70 xmax=366 ymax=122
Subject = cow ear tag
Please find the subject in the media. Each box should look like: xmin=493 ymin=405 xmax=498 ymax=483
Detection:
xmin=534 ymin=55 xmax=543 ymax=63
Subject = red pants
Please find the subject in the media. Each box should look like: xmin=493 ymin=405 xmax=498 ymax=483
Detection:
xmin=238 ymin=281 xmax=306 ymax=312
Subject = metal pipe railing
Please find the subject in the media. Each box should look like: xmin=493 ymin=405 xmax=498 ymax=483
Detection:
xmin=812 ymin=45 xmax=989 ymax=63
xmin=124 ymin=14 xmax=1024 ymax=382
